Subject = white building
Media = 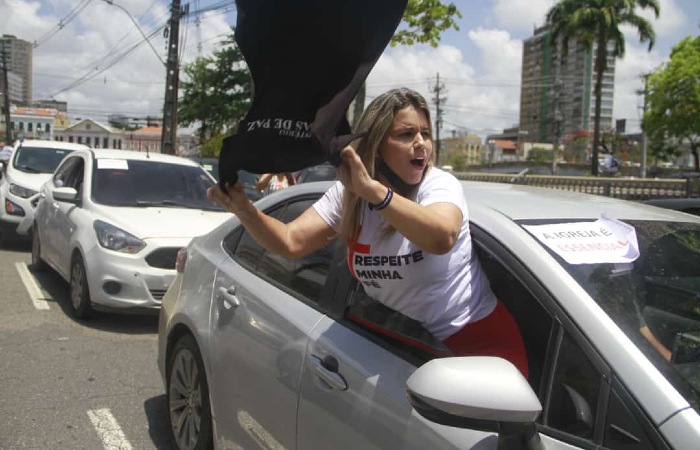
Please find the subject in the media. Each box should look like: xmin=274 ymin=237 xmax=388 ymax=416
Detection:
xmin=54 ymin=119 xmax=123 ymax=149
xmin=9 ymin=106 xmax=58 ymax=140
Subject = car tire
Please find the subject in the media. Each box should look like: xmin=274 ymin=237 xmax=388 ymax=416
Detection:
xmin=70 ymin=254 xmax=93 ymax=319
xmin=167 ymin=335 xmax=214 ymax=450
xmin=31 ymin=225 xmax=48 ymax=272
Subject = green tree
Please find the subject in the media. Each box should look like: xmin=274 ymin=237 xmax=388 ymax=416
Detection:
xmin=448 ymin=152 xmax=466 ymax=171
xmin=643 ymin=35 xmax=700 ymax=172
xmin=547 ymin=0 xmax=659 ymax=176
xmin=178 ymin=29 xmax=251 ymax=141
xmin=352 ymin=0 xmax=461 ymax=126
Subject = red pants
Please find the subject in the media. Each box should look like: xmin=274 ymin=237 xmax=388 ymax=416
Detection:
xmin=443 ymin=299 xmax=529 ymax=380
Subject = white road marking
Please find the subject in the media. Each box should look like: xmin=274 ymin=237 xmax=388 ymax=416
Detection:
xmin=15 ymin=262 xmax=50 ymax=310
xmin=87 ymin=408 xmax=133 ymax=450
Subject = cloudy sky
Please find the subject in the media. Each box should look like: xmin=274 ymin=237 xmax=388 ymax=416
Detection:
xmin=1 ymin=0 xmax=698 ymax=138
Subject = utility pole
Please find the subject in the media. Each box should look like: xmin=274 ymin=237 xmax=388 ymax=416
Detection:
xmin=160 ymin=0 xmax=183 ymax=155
xmin=551 ymin=59 xmax=563 ymax=175
xmin=431 ymin=73 xmax=446 ymax=166
xmin=1 ymin=48 xmax=12 ymax=143
xmin=636 ymin=73 xmax=651 ymax=178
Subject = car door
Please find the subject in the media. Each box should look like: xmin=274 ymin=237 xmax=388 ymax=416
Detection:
xmin=52 ymin=156 xmax=87 ymax=278
xmin=40 ymin=156 xmax=81 ymax=269
xmin=209 ymin=196 xmax=340 ymax=450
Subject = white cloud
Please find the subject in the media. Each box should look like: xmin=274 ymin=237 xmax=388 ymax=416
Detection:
xmin=613 ymin=44 xmax=666 ymax=133
xmin=636 ymin=0 xmax=686 ymax=38
xmin=492 ymin=0 xmax=556 ymax=33
xmin=367 ymin=28 xmax=523 ymax=137
xmin=3 ymin=0 xmax=232 ymax=127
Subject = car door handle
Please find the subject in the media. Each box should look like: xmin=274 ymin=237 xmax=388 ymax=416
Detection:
xmin=218 ymin=286 xmax=240 ymax=308
xmin=309 ymin=355 xmax=347 ymax=391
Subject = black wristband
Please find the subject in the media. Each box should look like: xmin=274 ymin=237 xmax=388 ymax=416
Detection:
xmin=369 ymin=187 xmax=393 ymax=211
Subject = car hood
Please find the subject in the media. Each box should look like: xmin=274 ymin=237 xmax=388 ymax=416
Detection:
xmin=7 ymin=169 xmax=53 ymax=191
xmin=92 ymin=205 xmax=231 ymax=239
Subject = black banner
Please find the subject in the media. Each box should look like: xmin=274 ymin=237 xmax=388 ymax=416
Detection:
xmin=218 ymin=0 xmax=408 ymax=187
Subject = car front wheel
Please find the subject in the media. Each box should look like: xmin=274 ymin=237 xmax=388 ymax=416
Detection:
xmin=70 ymin=255 xmax=93 ymax=319
xmin=167 ymin=335 xmax=214 ymax=450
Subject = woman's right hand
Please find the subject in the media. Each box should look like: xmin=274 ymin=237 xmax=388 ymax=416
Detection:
xmin=207 ymin=182 xmax=250 ymax=214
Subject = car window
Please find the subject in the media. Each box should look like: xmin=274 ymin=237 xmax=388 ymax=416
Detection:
xmin=474 ymin=226 xmax=662 ymax=449
xmin=53 ymin=157 xmax=81 ymax=187
xmin=91 ymin=159 xmax=221 ymax=210
xmin=298 ymin=165 xmax=336 ymax=183
xmin=13 ymin=146 xmax=74 ymax=174
xmin=225 ymin=206 xmax=284 ymax=272
xmin=257 ymin=198 xmax=340 ymax=304
xmin=519 ymin=219 xmax=700 ymax=413
xmin=546 ymin=331 xmax=603 ymax=440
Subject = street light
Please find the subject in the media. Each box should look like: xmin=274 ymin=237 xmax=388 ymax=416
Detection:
xmin=101 ymin=0 xmax=166 ymax=66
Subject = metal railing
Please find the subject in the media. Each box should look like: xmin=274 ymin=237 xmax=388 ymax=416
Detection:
xmin=455 ymin=172 xmax=700 ymax=201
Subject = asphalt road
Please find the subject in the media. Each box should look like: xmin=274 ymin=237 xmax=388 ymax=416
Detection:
xmin=0 ymin=237 xmax=173 ymax=450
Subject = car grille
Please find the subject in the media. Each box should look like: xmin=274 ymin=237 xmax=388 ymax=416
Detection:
xmin=150 ymin=289 xmax=167 ymax=300
xmin=145 ymin=247 xmax=181 ymax=269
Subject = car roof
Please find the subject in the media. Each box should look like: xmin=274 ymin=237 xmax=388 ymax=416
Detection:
xmin=462 ymin=181 xmax=700 ymax=222
xmin=92 ymin=149 xmax=199 ymax=167
xmin=283 ymin=180 xmax=700 ymax=224
xmin=17 ymin=139 xmax=89 ymax=151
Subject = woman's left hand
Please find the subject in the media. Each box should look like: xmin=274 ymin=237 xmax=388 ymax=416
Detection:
xmin=337 ymin=146 xmax=382 ymax=202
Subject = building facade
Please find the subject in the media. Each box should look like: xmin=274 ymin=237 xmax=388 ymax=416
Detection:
xmin=441 ymin=133 xmax=484 ymax=167
xmin=9 ymin=106 xmax=57 ymax=140
xmin=0 ymin=71 xmax=24 ymax=104
xmin=123 ymin=126 xmax=198 ymax=155
xmin=520 ymin=26 xmax=615 ymax=146
xmin=1 ymin=35 xmax=33 ymax=106
xmin=54 ymin=119 xmax=123 ymax=149
xmin=33 ymin=99 xmax=68 ymax=113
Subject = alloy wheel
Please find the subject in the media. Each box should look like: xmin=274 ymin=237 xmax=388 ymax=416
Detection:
xmin=169 ymin=348 xmax=203 ymax=450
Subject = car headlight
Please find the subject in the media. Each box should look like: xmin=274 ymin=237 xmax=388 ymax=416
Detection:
xmin=9 ymin=183 xmax=38 ymax=198
xmin=93 ymin=220 xmax=146 ymax=254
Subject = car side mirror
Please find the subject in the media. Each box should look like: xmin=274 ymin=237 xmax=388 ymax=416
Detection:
xmin=406 ymin=357 xmax=543 ymax=450
xmin=53 ymin=187 xmax=80 ymax=205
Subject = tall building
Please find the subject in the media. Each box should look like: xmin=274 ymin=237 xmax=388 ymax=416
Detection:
xmin=1 ymin=35 xmax=33 ymax=106
xmin=519 ymin=26 xmax=615 ymax=145
xmin=0 ymin=71 xmax=24 ymax=104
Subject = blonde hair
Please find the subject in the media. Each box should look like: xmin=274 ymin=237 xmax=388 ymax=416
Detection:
xmin=338 ymin=88 xmax=434 ymax=247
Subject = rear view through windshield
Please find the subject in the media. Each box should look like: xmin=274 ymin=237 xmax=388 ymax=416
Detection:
xmin=13 ymin=146 xmax=74 ymax=174
xmin=522 ymin=218 xmax=700 ymax=412
xmin=92 ymin=159 xmax=222 ymax=210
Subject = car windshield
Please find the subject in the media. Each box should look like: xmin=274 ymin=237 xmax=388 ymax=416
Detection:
xmin=195 ymin=159 xmax=258 ymax=189
xmin=301 ymin=165 xmax=336 ymax=182
xmin=92 ymin=159 xmax=223 ymax=211
xmin=12 ymin=146 xmax=74 ymax=174
xmin=520 ymin=219 xmax=700 ymax=412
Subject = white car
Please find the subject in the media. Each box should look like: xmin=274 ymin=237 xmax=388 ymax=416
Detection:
xmin=32 ymin=148 xmax=230 ymax=318
xmin=0 ymin=139 xmax=89 ymax=240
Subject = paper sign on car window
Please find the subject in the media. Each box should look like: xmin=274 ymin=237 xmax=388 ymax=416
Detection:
xmin=522 ymin=214 xmax=640 ymax=265
xmin=97 ymin=159 xmax=129 ymax=170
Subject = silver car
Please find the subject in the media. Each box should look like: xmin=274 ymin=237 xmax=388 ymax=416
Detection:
xmin=158 ymin=181 xmax=700 ymax=450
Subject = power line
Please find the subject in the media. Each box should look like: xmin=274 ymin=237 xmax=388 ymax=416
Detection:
xmin=101 ymin=0 xmax=165 ymax=66
xmin=50 ymin=22 xmax=168 ymax=98
xmin=33 ymin=0 xmax=94 ymax=49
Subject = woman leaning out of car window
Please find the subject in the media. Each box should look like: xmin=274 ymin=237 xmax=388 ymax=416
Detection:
xmin=207 ymin=88 xmax=529 ymax=379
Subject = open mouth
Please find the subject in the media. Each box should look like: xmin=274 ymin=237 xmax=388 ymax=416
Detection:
xmin=410 ymin=158 xmax=426 ymax=169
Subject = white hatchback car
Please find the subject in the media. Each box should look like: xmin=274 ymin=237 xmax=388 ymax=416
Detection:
xmin=33 ymin=148 xmax=230 ymax=318
xmin=0 ymin=139 xmax=89 ymax=240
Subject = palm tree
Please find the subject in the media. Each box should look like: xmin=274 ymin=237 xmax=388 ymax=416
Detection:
xmin=546 ymin=0 xmax=659 ymax=175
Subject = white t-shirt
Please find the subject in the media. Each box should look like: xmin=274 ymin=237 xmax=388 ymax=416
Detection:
xmin=313 ymin=167 xmax=496 ymax=340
